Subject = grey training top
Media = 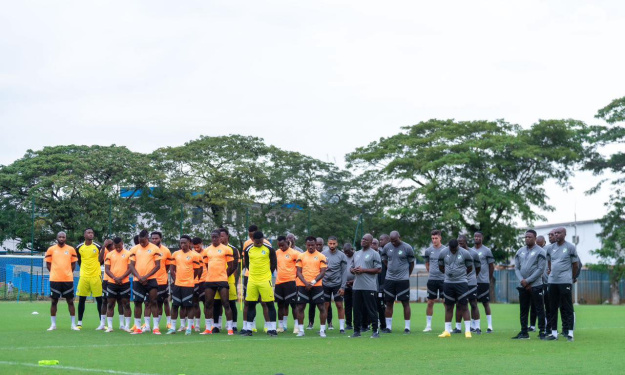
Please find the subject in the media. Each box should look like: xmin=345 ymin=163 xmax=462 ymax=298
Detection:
xmin=541 ymin=243 xmax=553 ymax=284
xmin=344 ymin=255 xmax=355 ymax=287
xmin=547 ymin=241 xmax=579 ymax=284
xmin=293 ymin=246 xmax=304 ymax=253
xmin=381 ymin=241 xmax=415 ymax=281
xmin=438 ymin=248 xmax=473 ymax=284
xmin=514 ymin=245 xmax=547 ymax=287
xmin=424 ymin=244 xmax=447 ymax=281
xmin=473 ymin=245 xmax=495 ymax=284
xmin=322 ymin=249 xmax=348 ymax=288
xmin=464 ymin=247 xmax=481 ymax=286
xmin=351 ymin=248 xmax=382 ymax=291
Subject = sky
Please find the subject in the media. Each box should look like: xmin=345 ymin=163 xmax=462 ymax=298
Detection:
xmin=1 ymin=0 xmax=623 ymax=226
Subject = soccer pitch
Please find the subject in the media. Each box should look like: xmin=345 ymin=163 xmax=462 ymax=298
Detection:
xmin=0 ymin=303 xmax=623 ymax=375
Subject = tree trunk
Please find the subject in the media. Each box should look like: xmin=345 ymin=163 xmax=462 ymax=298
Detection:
xmin=611 ymin=280 xmax=620 ymax=305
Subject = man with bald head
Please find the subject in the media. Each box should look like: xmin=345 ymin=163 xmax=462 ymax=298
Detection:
xmin=45 ymin=231 xmax=79 ymax=331
xmin=380 ymin=231 xmax=415 ymax=334
xmin=545 ymin=227 xmax=579 ymax=342
xmin=350 ymin=234 xmax=382 ymax=338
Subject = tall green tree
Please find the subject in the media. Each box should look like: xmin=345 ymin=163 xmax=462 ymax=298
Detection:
xmin=587 ymin=96 xmax=625 ymax=304
xmin=346 ymin=119 xmax=594 ymax=259
xmin=0 ymin=145 xmax=156 ymax=250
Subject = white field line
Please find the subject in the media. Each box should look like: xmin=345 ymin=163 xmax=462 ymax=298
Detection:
xmin=0 ymin=360 xmax=162 ymax=375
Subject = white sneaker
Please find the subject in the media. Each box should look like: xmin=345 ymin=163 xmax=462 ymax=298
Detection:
xmin=47 ymin=325 xmax=57 ymax=331
xmin=95 ymin=324 xmax=106 ymax=331
xmin=296 ymin=331 xmax=305 ymax=337
xmin=71 ymin=325 xmax=80 ymax=331
xmin=293 ymin=326 xmax=299 ymax=334
xmin=319 ymin=331 xmax=327 ymax=338
xmin=423 ymin=327 xmax=432 ymax=332
xmin=277 ymin=327 xmax=285 ymax=333
xmin=141 ymin=325 xmax=150 ymax=333
xmin=122 ymin=326 xmax=132 ymax=333
xmin=105 ymin=327 xmax=114 ymax=333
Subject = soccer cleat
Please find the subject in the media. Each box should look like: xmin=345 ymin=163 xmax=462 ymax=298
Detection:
xmin=487 ymin=328 xmax=493 ymax=333
xmin=141 ymin=325 xmax=150 ymax=333
xmin=438 ymin=330 xmax=451 ymax=338
xmin=349 ymin=331 xmax=361 ymax=338
xmin=238 ymin=329 xmax=248 ymax=335
xmin=267 ymin=330 xmax=278 ymax=337
xmin=306 ymin=323 xmax=314 ymax=330
xmin=166 ymin=328 xmax=176 ymax=335
xmin=105 ymin=327 xmax=114 ymax=333
xmin=76 ymin=324 xmax=82 ymax=330
xmin=382 ymin=328 xmax=392 ymax=334
xmin=345 ymin=324 xmax=353 ymax=330
xmin=122 ymin=326 xmax=132 ymax=333
xmin=539 ymin=333 xmax=547 ymax=340
xmin=185 ymin=328 xmax=192 ymax=336
xmin=319 ymin=331 xmax=327 ymax=338
xmin=95 ymin=324 xmax=106 ymax=331
xmin=200 ymin=329 xmax=213 ymax=335
xmin=194 ymin=326 xmax=200 ymax=333
xmin=528 ymin=326 xmax=536 ymax=332
xmin=130 ymin=328 xmax=143 ymax=335
xmin=232 ymin=327 xmax=238 ymax=333
xmin=152 ymin=328 xmax=161 ymax=335
xmin=465 ymin=331 xmax=472 ymax=339
xmin=371 ymin=331 xmax=380 ymax=339
xmin=130 ymin=324 xmax=137 ymax=330
xmin=567 ymin=335 xmax=574 ymax=342
xmin=340 ymin=329 xmax=345 ymax=334
xmin=362 ymin=326 xmax=370 ymax=332
xmin=328 ymin=323 xmax=334 ymax=330
xmin=452 ymin=328 xmax=462 ymax=334
xmin=227 ymin=330 xmax=234 ymax=336
xmin=166 ymin=323 xmax=172 ymax=330
xmin=71 ymin=325 xmax=80 ymax=331
xmin=177 ymin=326 xmax=186 ymax=332
xmin=544 ymin=334 xmax=558 ymax=341
xmin=263 ymin=327 xmax=268 ymax=333
xmin=470 ymin=327 xmax=476 ymax=332
xmin=277 ymin=327 xmax=285 ymax=333
xmin=423 ymin=327 xmax=432 ymax=332
xmin=242 ymin=330 xmax=253 ymax=337
xmin=47 ymin=325 xmax=57 ymax=331
xmin=212 ymin=327 xmax=220 ymax=334
xmin=511 ymin=332 xmax=530 ymax=340
xmin=293 ymin=326 xmax=299 ymax=334
xmin=252 ymin=327 xmax=258 ymax=333
xmin=296 ymin=331 xmax=305 ymax=337
xmin=474 ymin=328 xmax=482 ymax=335
xmin=404 ymin=328 xmax=411 ymax=334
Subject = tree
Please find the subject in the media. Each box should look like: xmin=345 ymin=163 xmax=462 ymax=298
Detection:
xmin=0 ymin=145 xmax=156 ymax=250
xmin=346 ymin=119 xmax=594 ymax=259
xmin=587 ymin=96 xmax=625 ymax=304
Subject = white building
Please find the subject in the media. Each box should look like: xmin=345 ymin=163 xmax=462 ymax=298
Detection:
xmin=533 ymin=219 xmax=603 ymax=265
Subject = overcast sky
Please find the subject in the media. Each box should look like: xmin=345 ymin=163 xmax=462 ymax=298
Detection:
xmin=1 ymin=0 xmax=623 ymax=226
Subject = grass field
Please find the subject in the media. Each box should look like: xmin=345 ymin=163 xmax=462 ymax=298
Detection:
xmin=0 ymin=302 xmax=624 ymax=375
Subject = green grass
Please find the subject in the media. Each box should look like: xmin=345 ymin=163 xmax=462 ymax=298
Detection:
xmin=0 ymin=302 xmax=624 ymax=375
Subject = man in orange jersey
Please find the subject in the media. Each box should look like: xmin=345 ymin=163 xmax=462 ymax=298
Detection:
xmin=128 ymin=229 xmax=162 ymax=334
xmin=167 ymin=235 xmax=202 ymax=335
xmin=200 ymin=230 xmax=236 ymax=335
xmin=46 ymin=231 xmax=79 ymax=331
xmin=295 ymin=236 xmax=328 ymax=337
xmin=151 ymin=231 xmax=172 ymax=329
xmin=100 ymin=239 xmax=126 ymax=330
xmin=212 ymin=228 xmax=240 ymax=333
xmin=104 ymin=237 xmax=132 ymax=332
xmin=275 ymin=235 xmax=299 ymax=333
xmin=190 ymin=237 xmax=205 ymax=332
xmin=241 ymin=225 xmax=271 ymax=333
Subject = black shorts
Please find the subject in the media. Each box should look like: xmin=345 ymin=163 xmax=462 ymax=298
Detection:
xmin=171 ymin=285 xmax=194 ymax=307
xmin=427 ymin=279 xmax=444 ymax=300
xmin=194 ymin=283 xmax=205 ymax=302
xmin=275 ymin=281 xmax=297 ymax=303
xmin=296 ymin=286 xmax=324 ymax=305
xmin=383 ymin=279 xmax=410 ymax=302
xmin=107 ymin=282 xmax=131 ymax=299
xmin=443 ymin=282 xmax=470 ymax=306
xmin=477 ymin=283 xmax=490 ymax=303
xmin=157 ymin=284 xmax=169 ymax=303
xmin=204 ymin=281 xmax=229 ymax=291
xmin=467 ymin=285 xmax=477 ymax=301
xmin=323 ymin=285 xmax=344 ymax=303
xmin=102 ymin=280 xmax=108 ymax=298
xmin=50 ymin=281 xmax=74 ymax=299
xmin=132 ymin=279 xmax=158 ymax=302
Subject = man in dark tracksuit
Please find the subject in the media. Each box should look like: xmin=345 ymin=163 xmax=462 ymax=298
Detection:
xmin=349 ymin=234 xmax=382 ymax=339
xmin=512 ymin=230 xmax=547 ymax=340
